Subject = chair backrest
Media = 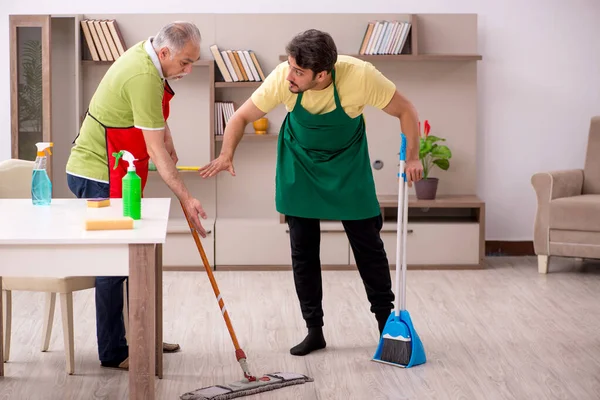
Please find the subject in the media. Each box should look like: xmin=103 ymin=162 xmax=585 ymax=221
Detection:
xmin=583 ymin=116 xmax=600 ymax=194
xmin=0 ymin=159 xmax=35 ymax=199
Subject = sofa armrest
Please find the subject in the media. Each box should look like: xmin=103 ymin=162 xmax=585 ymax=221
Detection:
xmin=530 ymin=169 xmax=583 ymax=255
xmin=531 ymin=169 xmax=584 ymax=202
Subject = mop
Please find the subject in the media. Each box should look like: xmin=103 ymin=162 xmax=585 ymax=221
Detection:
xmin=372 ymin=133 xmax=426 ymax=369
xmin=178 ymin=200 xmax=313 ymax=400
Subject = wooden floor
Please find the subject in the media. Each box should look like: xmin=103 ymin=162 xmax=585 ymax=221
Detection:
xmin=2 ymin=256 xmax=600 ymax=399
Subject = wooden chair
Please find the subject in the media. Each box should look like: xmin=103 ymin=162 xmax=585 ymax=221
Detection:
xmin=0 ymin=158 xmax=128 ymax=374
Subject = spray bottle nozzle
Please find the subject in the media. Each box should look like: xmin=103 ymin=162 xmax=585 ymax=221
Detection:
xmin=36 ymin=142 xmax=54 ymax=157
xmin=112 ymin=150 xmax=137 ymax=171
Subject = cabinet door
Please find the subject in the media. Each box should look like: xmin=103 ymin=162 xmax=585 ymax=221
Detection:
xmin=10 ymin=15 xmax=52 ymax=178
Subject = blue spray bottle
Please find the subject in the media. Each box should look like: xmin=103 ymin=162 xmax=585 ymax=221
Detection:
xmin=32 ymin=142 xmax=54 ymax=206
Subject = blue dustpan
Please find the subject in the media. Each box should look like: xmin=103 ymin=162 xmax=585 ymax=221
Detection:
xmin=373 ymin=310 xmax=426 ymax=368
xmin=372 ymin=133 xmax=426 ymax=368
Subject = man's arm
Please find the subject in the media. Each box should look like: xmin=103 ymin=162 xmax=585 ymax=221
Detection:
xmin=381 ymin=91 xmax=423 ymax=185
xmin=198 ymin=98 xmax=266 ymax=178
xmin=221 ymin=98 xmax=266 ymax=159
xmin=143 ymin=129 xmax=207 ymax=236
xmin=163 ymin=121 xmax=178 ymax=164
xmin=360 ymin=60 xmax=423 ymax=185
xmin=199 ymin=63 xmax=286 ymax=178
xmin=382 ymin=91 xmax=420 ymax=161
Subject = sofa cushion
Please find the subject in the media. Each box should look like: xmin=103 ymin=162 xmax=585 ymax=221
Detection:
xmin=550 ymin=194 xmax=600 ymax=232
xmin=550 ymin=229 xmax=600 ymax=246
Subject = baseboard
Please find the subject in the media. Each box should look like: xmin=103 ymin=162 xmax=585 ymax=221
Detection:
xmin=164 ymin=263 xmax=484 ymax=271
xmin=485 ymin=241 xmax=534 ymax=256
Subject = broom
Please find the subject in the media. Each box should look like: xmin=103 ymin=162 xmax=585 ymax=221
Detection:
xmin=179 ymin=201 xmax=313 ymax=400
xmin=372 ymin=133 xmax=426 ymax=369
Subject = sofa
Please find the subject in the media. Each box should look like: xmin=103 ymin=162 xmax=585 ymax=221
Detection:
xmin=531 ymin=116 xmax=600 ymax=273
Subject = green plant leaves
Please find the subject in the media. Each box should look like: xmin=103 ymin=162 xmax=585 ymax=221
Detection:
xmin=431 ymin=145 xmax=452 ymax=159
xmin=419 ymin=135 xmax=451 ymax=176
xmin=424 ymin=135 xmax=445 ymax=144
xmin=433 ymin=158 xmax=450 ymax=170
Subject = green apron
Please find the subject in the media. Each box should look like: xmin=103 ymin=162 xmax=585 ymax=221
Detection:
xmin=275 ymin=68 xmax=381 ymax=220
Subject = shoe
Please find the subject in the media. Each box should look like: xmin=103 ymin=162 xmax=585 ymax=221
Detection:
xmin=163 ymin=342 xmax=180 ymax=353
xmin=101 ymin=357 xmax=129 ymax=371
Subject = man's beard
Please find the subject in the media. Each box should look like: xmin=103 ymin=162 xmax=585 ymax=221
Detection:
xmin=288 ymin=80 xmax=317 ymax=93
xmin=167 ymin=73 xmax=187 ymax=80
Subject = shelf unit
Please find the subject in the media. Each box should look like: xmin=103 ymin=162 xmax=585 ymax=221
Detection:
xmin=215 ymin=82 xmax=262 ymax=88
xmin=278 ymin=54 xmax=482 ymax=62
xmin=9 ymin=12 xmax=484 ymax=270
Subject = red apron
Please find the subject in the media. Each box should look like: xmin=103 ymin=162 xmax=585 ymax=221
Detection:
xmin=85 ymin=80 xmax=175 ymax=198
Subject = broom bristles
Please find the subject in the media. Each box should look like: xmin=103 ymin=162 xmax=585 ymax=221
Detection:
xmin=379 ymin=336 xmax=412 ymax=366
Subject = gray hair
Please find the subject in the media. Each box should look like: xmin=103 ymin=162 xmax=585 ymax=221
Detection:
xmin=152 ymin=21 xmax=201 ymax=56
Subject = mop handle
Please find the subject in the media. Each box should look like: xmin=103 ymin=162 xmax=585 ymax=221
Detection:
xmin=395 ymin=133 xmax=408 ymax=315
xmin=179 ymin=201 xmax=242 ymax=352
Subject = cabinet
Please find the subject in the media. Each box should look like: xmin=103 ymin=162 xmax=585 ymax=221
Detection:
xmin=10 ymin=16 xmax=52 ymax=176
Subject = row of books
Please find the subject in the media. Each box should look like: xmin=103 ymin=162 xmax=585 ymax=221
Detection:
xmin=359 ymin=20 xmax=412 ymax=55
xmin=81 ymin=19 xmax=127 ymax=62
xmin=215 ymin=101 xmax=236 ymax=136
xmin=210 ymin=45 xmax=266 ymax=83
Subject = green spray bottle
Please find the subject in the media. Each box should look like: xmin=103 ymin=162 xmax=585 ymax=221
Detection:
xmin=112 ymin=150 xmax=141 ymax=220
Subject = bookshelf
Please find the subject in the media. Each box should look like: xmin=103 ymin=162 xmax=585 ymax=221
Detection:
xmin=9 ymin=12 xmax=484 ymax=270
xmin=278 ymin=54 xmax=482 ymax=62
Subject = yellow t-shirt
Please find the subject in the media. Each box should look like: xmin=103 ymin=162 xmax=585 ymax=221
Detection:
xmin=250 ymin=55 xmax=396 ymax=118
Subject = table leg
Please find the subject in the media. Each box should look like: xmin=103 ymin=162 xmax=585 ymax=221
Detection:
xmin=129 ymin=244 xmax=156 ymax=400
xmin=155 ymin=243 xmax=163 ymax=379
xmin=0 ymin=276 xmax=3 ymax=377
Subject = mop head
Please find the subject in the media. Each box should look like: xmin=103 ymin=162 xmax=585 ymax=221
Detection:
xmin=372 ymin=310 xmax=426 ymax=368
xmin=180 ymin=372 xmax=313 ymax=400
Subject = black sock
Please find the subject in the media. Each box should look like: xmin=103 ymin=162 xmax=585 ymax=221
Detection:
xmin=290 ymin=327 xmax=326 ymax=356
xmin=378 ymin=319 xmax=387 ymax=336
xmin=377 ymin=314 xmax=390 ymax=336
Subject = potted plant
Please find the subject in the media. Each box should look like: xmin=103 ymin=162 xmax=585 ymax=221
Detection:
xmin=414 ymin=120 xmax=452 ymax=200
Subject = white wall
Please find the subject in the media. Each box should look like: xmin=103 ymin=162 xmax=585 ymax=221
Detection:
xmin=1 ymin=1 xmax=599 ymax=241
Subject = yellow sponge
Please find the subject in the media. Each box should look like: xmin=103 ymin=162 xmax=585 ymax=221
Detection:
xmin=85 ymin=217 xmax=134 ymax=231
xmin=87 ymin=198 xmax=110 ymax=208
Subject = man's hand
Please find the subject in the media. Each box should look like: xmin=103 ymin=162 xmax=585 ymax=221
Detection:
xmin=199 ymin=98 xmax=266 ymax=179
xmin=198 ymin=154 xmax=235 ymax=178
xmin=382 ymin=91 xmax=423 ymax=187
xmin=142 ymin=128 xmax=208 ymax=236
xmin=404 ymin=159 xmax=424 ymax=187
xmin=182 ymin=197 xmax=208 ymax=238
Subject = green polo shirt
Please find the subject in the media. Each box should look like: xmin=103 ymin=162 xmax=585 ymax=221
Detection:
xmin=66 ymin=39 xmax=165 ymax=183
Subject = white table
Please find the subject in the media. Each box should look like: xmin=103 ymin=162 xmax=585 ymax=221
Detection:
xmin=0 ymin=198 xmax=171 ymax=400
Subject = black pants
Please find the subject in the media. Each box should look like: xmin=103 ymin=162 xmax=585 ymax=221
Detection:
xmin=67 ymin=174 xmax=129 ymax=364
xmin=286 ymin=214 xmax=394 ymax=328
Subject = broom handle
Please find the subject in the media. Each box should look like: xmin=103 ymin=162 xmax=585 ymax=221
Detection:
xmin=179 ymin=201 xmax=242 ymax=351
xmin=401 ymin=172 xmax=409 ymax=311
xmin=395 ymin=133 xmax=408 ymax=315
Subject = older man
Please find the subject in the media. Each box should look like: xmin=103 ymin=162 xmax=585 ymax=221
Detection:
xmin=199 ymin=29 xmax=423 ymax=356
xmin=66 ymin=21 xmax=208 ymax=370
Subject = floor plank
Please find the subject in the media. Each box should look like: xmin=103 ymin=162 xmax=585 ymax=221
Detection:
xmin=1 ymin=256 xmax=600 ymax=399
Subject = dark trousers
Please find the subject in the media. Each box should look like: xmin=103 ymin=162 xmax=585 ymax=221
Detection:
xmin=286 ymin=214 xmax=395 ymax=328
xmin=67 ymin=174 xmax=129 ymax=364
